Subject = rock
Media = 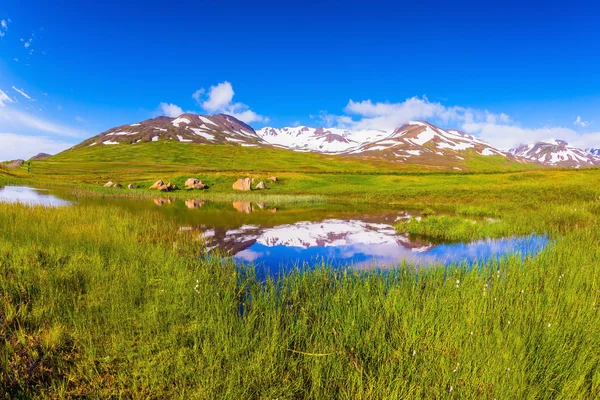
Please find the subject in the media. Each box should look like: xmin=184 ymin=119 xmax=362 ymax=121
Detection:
xmin=185 ymin=178 xmax=207 ymax=189
xmin=113 ymin=183 xmax=123 ymax=188
xmin=255 ymin=181 xmax=267 ymax=190
xmin=185 ymin=178 xmax=199 ymax=188
xmin=128 ymin=184 xmax=136 ymax=189
xmin=232 ymin=178 xmax=252 ymax=191
xmin=185 ymin=200 xmax=206 ymax=209
xmin=256 ymin=202 xmax=266 ymax=209
xmin=268 ymin=176 xmax=278 ymax=182
xmin=103 ymin=181 xmax=114 ymax=188
xmin=233 ymin=201 xmax=252 ymax=213
xmin=158 ymin=185 xmax=169 ymax=192
xmin=166 ymin=183 xmax=177 ymax=191
xmin=150 ymin=180 xmax=164 ymax=189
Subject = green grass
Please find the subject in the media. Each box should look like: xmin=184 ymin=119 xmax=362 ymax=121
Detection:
xmin=2 ymin=143 xmax=600 ymax=398
xmin=29 ymin=140 xmax=536 ymax=181
xmin=1 ymin=199 xmax=600 ymax=398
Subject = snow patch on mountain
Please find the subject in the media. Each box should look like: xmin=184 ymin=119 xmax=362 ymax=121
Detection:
xmin=510 ymin=140 xmax=600 ymax=167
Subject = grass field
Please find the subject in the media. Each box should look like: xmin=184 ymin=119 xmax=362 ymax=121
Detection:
xmin=1 ymin=144 xmax=600 ymax=398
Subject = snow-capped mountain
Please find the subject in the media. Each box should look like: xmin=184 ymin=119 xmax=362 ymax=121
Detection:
xmin=257 ymin=121 xmax=517 ymax=164
xmin=76 ymin=113 xmax=267 ymax=148
xmin=76 ymin=115 xmax=519 ymax=167
xmin=349 ymin=121 xmax=513 ymax=160
xmin=586 ymin=148 xmax=600 ymax=157
xmin=509 ymin=140 xmax=600 ymax=168
xmin=255 ymin=126 xmax=390 ymax=153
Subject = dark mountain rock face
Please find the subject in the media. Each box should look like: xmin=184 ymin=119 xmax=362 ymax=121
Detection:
xmin=75 ymin=113 xmax=268 ymax=148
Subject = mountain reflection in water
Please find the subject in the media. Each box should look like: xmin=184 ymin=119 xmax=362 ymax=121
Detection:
xmin=193 ymin=213 xmax=548 ymax=276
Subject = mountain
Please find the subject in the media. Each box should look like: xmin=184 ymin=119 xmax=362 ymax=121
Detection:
xmin=29 ymin=153 xmax=52 ymax=160
xmin=70 ymin=113 xmax=531 ymax=170
xmin=256 ymin=121 xmax=512 ymax=158
xmin=509 ymin=140 xmax=600 ymax=168
xmin=586 ymin=148 xmax=600 ymax=157
xmin=255 ymin=126 xmax=390 ymax=153
xmin=256 ymin=120 xmax=522 ymax=169
xmin=76 ymin=113 xmax=266 ymax=148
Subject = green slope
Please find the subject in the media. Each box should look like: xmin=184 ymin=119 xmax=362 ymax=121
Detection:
xmin=31 ymin=141 xmax=535 ymax=181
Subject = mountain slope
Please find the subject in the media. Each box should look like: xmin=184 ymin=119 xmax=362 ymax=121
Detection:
xmin=350 ymin=121 xmax=517 ymax=162
xmin=257 ymin=120 xmax=523 ymax=168
xmin=66 ymin=113 xmax=535 ymax=171
xmin=77 ymin=113 xmax=267 ymax=148
xmin=256 ymin=126 xmax=390 ymax=153
xmin=586 ymin=148 xmax=600 ymax=157
xmin=510 ymin=140 xmax=600 ymax=168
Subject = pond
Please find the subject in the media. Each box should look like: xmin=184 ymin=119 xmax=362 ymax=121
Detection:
xmin=0 ymin=186 xmax=549 ymax=274
xmin=0 ymin=185 xmax=72 ymax=207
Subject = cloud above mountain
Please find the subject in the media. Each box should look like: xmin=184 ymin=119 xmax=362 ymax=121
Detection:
xmin=158 ymin=102 xmax=184 ymax=118
xmin=193 ymin=81 xmax=268 ymax=124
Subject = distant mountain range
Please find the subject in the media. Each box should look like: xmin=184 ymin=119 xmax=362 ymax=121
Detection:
xmin=509 ymin=140 xmax=600 ymax=168
xmin=73 ymin=113 xmax=600 ymax=169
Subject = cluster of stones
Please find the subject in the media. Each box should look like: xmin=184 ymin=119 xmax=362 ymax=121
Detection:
xmin=103 ymin=181 xmax=135 ymax=189
xmin=104 ymin=176 xmax=277 ymax=192
xmin=232 ymin=176 xmax=277 ymax=191
xmin=149 ymin=180 xmax=177 ymax=192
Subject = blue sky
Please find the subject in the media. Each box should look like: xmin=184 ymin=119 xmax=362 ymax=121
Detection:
xmin=1 ymin=0 xmax=600 ymax=159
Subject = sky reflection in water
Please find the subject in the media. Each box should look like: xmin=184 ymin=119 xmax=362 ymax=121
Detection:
xmin=212 ymin=218 xmax=549 ymax=276
xmin=0 ymin=186 xmax=71 ymax=207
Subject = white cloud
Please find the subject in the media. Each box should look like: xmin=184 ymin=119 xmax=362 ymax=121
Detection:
xmin=320 ymin=96 xmax=508 ymax=132
xmin=0 ymin=133 xmax=73 ymax=161
xmin=201 ymin=81 xmax=235 ymax=112
xmin=0 ymin=90 xmax=14 ymax=107
xmin=573 ymin=116 xmax=590 ymax=127
xmin=0 ymin=19 xmax=8 ymax=37
xmin=193 ymin=81 xmax=267 ymax=124
xmin=11 ymin=86 xmax=32 ymax=100
xmin=192 ymin=88 xmax=205 ymax=103
xmin=75 ymin=116 xmax=87 ymax=123
xmin=158 ymin=102 xmax=183 ymax=117
xmin=23 ymin=38 xmax=32 ymax=49
xmin=0 ymin=108 xmax=84 ymax=138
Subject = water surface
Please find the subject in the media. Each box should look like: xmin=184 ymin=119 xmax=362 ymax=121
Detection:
xmin=0 ymin=186 xmax=71 ymax=207
xmin=0 ymin=186 xmax=549 ymax=274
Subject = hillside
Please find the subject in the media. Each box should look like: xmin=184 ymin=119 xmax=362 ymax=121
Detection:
xmin=31 ymin=140 xmax=536 ymax=185
xmin=76 ymin=113 xmax=266 ymax=148
xmin=510 ymin=140 xmax=600 ymax=168
xmin=49 ymin=113 xmax=534 ymax=176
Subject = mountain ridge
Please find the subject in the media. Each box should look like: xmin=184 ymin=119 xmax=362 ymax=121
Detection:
xmin=509 ymin=140 xmax=600 ymax=168
xmin=70 ymin=113 xmax=598 ymax=169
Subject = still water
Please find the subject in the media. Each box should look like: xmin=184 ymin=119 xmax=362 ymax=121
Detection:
xmin=0 ymin=186 xmax=549 ymax=273
xmin=0 ymin=185 xmax=71 ymax=207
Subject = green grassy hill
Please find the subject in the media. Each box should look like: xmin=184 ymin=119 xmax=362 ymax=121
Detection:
xmin=29 ymin=141 xmax=536 ymax=182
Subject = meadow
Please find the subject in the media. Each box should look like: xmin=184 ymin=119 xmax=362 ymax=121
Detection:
xmin=1 ymin=148 xmax=600 ymax=398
